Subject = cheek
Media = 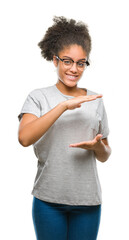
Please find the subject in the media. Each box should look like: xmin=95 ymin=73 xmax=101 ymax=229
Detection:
xmin=80 ymin=71 xmax=84 ymax=78
xmin=56 ymin=65 xmax=65 ymax=78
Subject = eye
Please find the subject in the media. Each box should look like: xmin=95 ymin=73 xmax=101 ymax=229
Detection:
xmin=77 ymin=61 xmax=85 ymax=67
xmin=63 ymin=59 xmax=72 ymax=65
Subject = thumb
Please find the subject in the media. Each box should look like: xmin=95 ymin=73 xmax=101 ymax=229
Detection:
xmin=95 ymin=134 xmax=103 ymax=142
xmin=77 ymin=104 xmax=81 ymax=108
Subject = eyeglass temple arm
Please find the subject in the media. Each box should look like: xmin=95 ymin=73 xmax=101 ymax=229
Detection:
xmin=86 ymin=60 xmax=90 ymax=66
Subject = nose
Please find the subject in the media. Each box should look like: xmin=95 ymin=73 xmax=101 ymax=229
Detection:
xmin=70 ymin=62 xmax=78 ymax=73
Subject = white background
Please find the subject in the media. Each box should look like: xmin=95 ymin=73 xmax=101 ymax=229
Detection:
xmin=0 ymin=0 xmax=129 ymax=239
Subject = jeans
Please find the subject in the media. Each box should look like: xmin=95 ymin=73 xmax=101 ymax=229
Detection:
xmin=32 ymin=196 xmax=101 ymax=240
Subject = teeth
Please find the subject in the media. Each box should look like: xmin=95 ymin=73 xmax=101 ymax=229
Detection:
xmin=67 ymin=75 xmax=77 ymax=80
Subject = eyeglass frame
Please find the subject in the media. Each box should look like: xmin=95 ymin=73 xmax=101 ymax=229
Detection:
xmin=55 ymin=56 xmax=90 ymax=70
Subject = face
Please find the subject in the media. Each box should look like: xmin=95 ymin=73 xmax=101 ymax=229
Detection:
xmin=53 ymin=44 xmax=87 ymax=88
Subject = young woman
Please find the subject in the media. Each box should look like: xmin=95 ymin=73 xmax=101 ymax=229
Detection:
xmin=18 ymin=16 xmax=111 ymax=240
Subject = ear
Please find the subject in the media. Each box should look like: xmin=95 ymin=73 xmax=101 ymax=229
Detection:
xmin=53 ymin=55 xmax=58 ymax=67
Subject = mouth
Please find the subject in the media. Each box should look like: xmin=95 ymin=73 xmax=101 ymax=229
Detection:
xmin=65 ymin=74 xmax=79 ymax=81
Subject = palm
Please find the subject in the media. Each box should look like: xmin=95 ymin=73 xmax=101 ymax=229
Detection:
xmin=69 ymin=134 xmax=103 ymax=150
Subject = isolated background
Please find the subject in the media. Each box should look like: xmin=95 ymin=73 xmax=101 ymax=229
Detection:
xmin=0 ymin=0 xmax=129 ymax=239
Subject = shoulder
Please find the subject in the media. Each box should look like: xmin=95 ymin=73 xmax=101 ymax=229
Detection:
xmin=87 ymin=88 xmax=100 ymax=96
xmin=28 ymin=85 xmax=55 ymax=99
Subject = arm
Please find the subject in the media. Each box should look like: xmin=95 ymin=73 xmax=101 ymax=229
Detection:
xmin=93 ymin=137 xmax=111 ymax=163
xmin=18 ymin=94 xmax=102 ymax=147
xmin=18 ymin=102 xmax=67 ymax=147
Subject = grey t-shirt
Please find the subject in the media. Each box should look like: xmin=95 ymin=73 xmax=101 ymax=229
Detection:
xmin=18 ymin=84 xmax=109 ymax=206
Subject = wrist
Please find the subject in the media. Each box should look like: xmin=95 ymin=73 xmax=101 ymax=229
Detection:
xmin=59 ymin=101 xmax=68 ymax=111
xmin=94 ymin=142 xmax=111 ymax=163
xmin=93 ymin=140 xmax=105 ymax=152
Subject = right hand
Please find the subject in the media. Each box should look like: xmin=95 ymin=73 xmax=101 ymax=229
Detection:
xmin=64 ymin=94 xmax=103 ymax=110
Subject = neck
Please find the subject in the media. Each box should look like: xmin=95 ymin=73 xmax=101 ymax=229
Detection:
xmin=56 ymin=79 xmax=78 ymax=95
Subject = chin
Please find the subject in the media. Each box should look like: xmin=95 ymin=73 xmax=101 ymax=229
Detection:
xmin=58 ymin=77 xmax=79 ymax=88
xmin=64 ymin=81 xmax=78 ymax=87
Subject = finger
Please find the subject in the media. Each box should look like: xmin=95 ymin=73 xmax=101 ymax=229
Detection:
xmin=77 ymin=104 xmax=81 ymax=108
xmin=96 ymin=94 xmax=103 ymax=98
xmin=86 ymin=95 xmax=103 ymax=101
xmin=69 ymin=143 xmax=85 ymax=147
xmin=69 ymin=143 xmax=81 ymax=147
xmin=69 ymin=144 xmax=87 ymax=148
xmin=78 ymin=95 xmax=103 ymax=104
xmin=69 ymin=143 xmax=92 ymax=150
xmin=69 ymin=141 xmax=92 ymax=147
xmin=95 ymin=134 xmax=103 ymax=142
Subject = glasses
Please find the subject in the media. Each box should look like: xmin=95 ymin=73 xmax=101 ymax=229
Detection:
xmin=55 ymin=56 xmax=90 ymax=71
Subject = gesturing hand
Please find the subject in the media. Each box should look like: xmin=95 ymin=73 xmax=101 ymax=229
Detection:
xmin=69 ymin=134 xmax=103 ymax=150
xmin=65 ymin=94 xmax=102 ymax=110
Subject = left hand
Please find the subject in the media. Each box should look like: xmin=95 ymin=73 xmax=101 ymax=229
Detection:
xmin=69 ymin=134 xmax=103 ymax=150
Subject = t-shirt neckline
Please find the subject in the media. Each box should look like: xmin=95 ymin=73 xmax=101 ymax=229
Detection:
xmin=54 ymin=84 xmax=88 ymax=98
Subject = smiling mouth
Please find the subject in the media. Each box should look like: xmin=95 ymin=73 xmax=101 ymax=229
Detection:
xmin=66 ymin=74 xmax=79 ymax=80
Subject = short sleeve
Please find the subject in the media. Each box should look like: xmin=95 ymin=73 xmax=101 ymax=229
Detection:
xmin=97 ymin=98 xmax=110 ymax=139
xmin=18 ymin=90 xmax=41 ymax=121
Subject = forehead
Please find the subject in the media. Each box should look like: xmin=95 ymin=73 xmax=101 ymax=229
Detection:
xmin=59 ymin=44 xmax=87 ymax=60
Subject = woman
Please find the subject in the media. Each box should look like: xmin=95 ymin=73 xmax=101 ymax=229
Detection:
xmin=18 ymin=16 xmax=111 ymax=240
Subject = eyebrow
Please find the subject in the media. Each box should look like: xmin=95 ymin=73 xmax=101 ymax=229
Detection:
xmin=62 ymin=56 xmax=87 ymax=61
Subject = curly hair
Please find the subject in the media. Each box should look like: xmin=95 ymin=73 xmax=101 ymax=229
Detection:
xmin=38 ymin=16 xmax=92 ymax=61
